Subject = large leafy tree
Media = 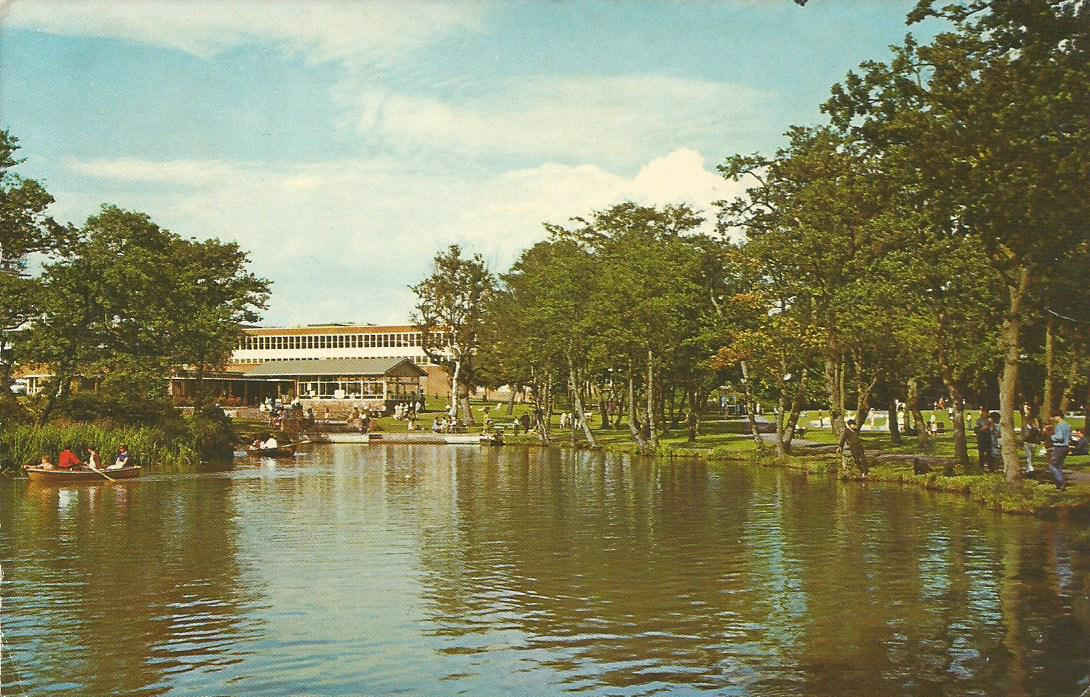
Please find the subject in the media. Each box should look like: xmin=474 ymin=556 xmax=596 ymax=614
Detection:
xmin=0 ymin=130 xmax=71 ymax=407
xmin=825 ymin=0 xmax=1090 ymax=480
xmin=562 ymin=203 xmax=708 ymax=451
xmin=23 ymin=206 xmax=269 ymax=423
xmin=411 ymin=245 xmax=496 ymax=424
xmin=719 ymin=126 xmax=904 ymax=449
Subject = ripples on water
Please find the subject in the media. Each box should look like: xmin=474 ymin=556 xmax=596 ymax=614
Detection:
xmin=2 ymin=445 xmax=1089 ymax=696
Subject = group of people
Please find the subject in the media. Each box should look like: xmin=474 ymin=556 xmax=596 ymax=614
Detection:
xmin=37 ymin=445 xmax=130 ymax=471
xmin=250 ymin=434 xmax=279 ymax=450
xmin=976 ymin=407 xmax=1078 ymax=489
xmin=431 ymin=416 xmax=458 ymax=433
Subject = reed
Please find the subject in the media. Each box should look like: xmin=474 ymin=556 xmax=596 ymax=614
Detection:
xmin=0 ymin=422 xmax=200 ymax=472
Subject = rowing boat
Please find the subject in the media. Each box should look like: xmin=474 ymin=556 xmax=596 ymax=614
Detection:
xmin=244 ymin=443 xmax=297 ymax=457
xmin=24 ymin=466 xmax=142 ymax=483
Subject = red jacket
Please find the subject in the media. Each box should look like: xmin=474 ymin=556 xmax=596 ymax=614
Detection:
xmin=58 ymin=449 xmax=82 ymax=469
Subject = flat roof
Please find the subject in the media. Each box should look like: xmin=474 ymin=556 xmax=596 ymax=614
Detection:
xmin=243 ymin=357 xmax=427 ymax=377
xmin=242 ymin=324 xmax=419 ymax=336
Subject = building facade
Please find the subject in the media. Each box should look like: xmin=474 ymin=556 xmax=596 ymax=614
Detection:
xmin=169 ymin=323 xmax=451 ymax=410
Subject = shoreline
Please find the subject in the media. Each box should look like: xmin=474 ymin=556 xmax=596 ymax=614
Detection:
xmin=498 ymin=433 xmax=1090 ymax=518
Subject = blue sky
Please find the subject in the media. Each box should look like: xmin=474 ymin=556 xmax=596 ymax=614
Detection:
xmin=1 ymin=1 xmax=939 ymax=326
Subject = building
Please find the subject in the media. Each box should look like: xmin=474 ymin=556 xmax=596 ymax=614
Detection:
xmin=169 ymin=323 xmax=451 ymax=411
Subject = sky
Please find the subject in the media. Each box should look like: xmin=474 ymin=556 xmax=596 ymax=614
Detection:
xmin=0 ymin=1 xmax=940 ymax=326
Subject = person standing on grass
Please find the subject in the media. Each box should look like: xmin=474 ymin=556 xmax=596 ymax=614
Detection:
xmin=1021 ymin=416 xmax=1042 ymax=474
xmin=1049 ymin=410 xmax=1071 ymax=490
xmin=974 ymin=409 xmax=993 ymax=471
xmin=837 ymin=418 xmax=868 ymax=476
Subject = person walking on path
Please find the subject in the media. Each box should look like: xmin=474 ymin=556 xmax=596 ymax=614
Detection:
xmin=1048 ymin=410 xmax=1071 ymax=490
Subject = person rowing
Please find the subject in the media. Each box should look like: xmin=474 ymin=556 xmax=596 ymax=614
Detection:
xmin=85 ymin=446 xmax=103 ymax=471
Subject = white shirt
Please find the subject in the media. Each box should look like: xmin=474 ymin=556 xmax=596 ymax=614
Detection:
xmin=262 ymin=437 xmax=278 ymax=449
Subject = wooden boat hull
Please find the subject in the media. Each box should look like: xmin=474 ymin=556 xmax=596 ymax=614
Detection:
xmin=244 ymin=444 xmax=297 ymax=457
xmin=25 ymin=466 xmax=142 ymax=483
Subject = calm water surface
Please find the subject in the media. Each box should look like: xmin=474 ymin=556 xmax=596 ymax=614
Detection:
xmin=2 ymin=445 xmax=1089 ymax=696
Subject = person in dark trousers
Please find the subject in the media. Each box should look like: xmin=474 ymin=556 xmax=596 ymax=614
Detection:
xmin=837 ymin=419 xmax=868 ymax=476
xmin=1048 ymin=410 xmax=1071 ymax=490
xmin=974 ymin=408 xmax=993 ymax=471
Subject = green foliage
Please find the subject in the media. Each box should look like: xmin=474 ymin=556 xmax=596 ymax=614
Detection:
xmin=20 ymin=205 xmax=269 ymax=422
xmin=0 ymin=421 xmax=199 ymax=472
xmin=184 ymin=405 xmax=236 ymax=461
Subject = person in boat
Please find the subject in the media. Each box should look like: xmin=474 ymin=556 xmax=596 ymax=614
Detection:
xmin=37 ymin=454 xmax=55 ymax=470
xmin=108 ymin=445 xmax=129 ymax=471
xmin=85 ymin=446 xmax=103 ymax=470
xmin=57 ymin=446 xmax=82 ymax=470
xmin=262 ymin=433 xmax=279 ymax=450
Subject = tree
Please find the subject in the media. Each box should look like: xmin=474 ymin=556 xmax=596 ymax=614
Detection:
xmin=560 ymin=203 xmax=708 ymax=452
xmin=22 ymin=206 xmax=269 ymax=423
xmin=719 ymin=125 xmax=903 ymax=454
xmin=0 ymin=130 xmax=71 ymax=409
xmin=825 ymin=0 xmax=1090 ymax=480
xmin=411 ymin=245 xmax=495 ymax=424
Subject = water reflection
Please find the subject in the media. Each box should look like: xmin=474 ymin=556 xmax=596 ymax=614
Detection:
xmin=1 ymin=446 xmax=1088 ymax=696
xmin=2 ymin=477 xmax=263 ymax=696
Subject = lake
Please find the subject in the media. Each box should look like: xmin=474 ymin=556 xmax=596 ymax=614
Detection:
xmin=2 ymin=445 xmax=1089 ymax=696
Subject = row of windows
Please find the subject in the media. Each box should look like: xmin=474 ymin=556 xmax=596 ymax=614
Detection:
xmin=237 ymin=332 xmax=435 ymax=351
xmin=229 ymin=355 xmax=431 ymax=365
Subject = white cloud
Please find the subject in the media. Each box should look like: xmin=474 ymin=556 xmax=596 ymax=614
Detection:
xmin=6 ymin=0 xmax=487 ymax=64
xmin=60 ymin=149 xmax=745 ymax=324
xmin=344 ymin=75 xmax=770 ymax=166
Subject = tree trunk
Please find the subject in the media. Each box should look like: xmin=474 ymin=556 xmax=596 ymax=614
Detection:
xmin=567 ymin=354 xmax=597 ymax=447
xmin=599 ymin=391 xmax=611 ymax=430
xmin=781 ymin=371 xmax=807 ymax=454
xmin=999 ymin=266 xmax=1031 ymax=482
xmin=449 ymin=358 xmax=461 ymax=421
xmin=824 ymin=353 xmax=846 ymax=437
xmin=534 ymin=370 xmax=552 ymax=444
xmin=646 ymin=349 xmax=658 ymax=450
xmin=506 ymin=387 xmax=516 ymax=416
xmin=1058 ymin=340 xmax=1082 ymax=414
xmin=627 ymin=363 xmax=648 ymax=450
xmin=1039 ymin=315 xmax=1055 ymax=424
xmin=37 ymin=367 xmax=73 ymax=426
xmin=936 ymin=309 xmax=967 ymax=467
xmin=458 ymin=382 xmax=475 ymax=425
xmin=686 ymin=387 xmax=699 ymax=443
xmin=907 ymin=377 xmax=930 ymax=450
xmin=740 ymin=360 xmax=765 ymax=453
xmin=853 ymin=370 xmax=879 ymax=427
xmin=888 ymin=396 xmax=902 ymax=445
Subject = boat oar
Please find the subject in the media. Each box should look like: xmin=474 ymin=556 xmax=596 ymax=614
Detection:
xmin=89 ymin=465 xmax=116 ymax=482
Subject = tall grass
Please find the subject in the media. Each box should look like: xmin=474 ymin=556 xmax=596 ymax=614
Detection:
xmin=0 ymin=422 xmax=200 ymax=472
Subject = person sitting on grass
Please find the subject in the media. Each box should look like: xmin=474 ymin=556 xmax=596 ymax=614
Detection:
xmin=57 ymin=447 xmax=82 ymax=470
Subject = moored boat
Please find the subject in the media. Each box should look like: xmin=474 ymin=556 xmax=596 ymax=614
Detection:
xmin=24 ymin=466 xmax=142 ymax=483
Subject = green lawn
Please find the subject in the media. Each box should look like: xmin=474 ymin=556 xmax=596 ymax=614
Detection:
xmin=236 ymin=401 xmax=1089 ymax=470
